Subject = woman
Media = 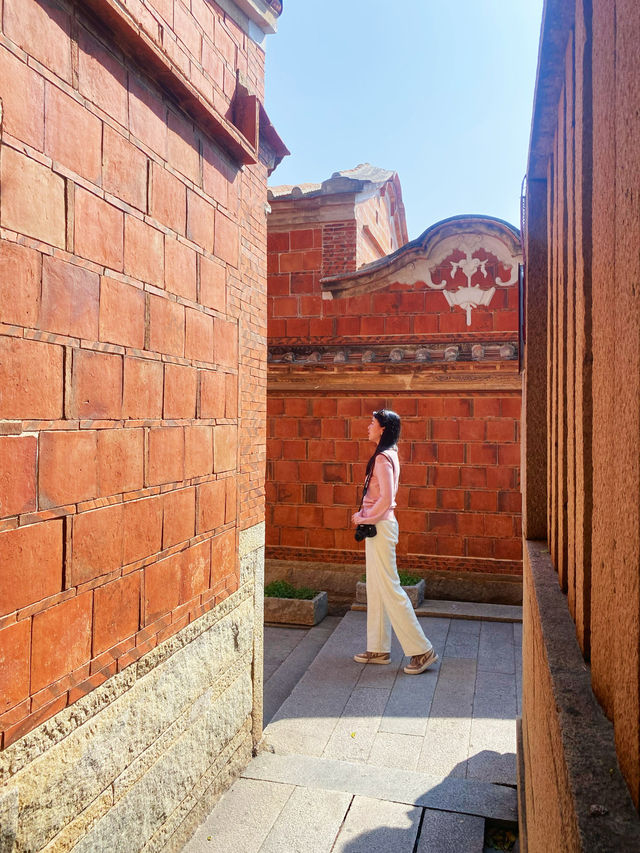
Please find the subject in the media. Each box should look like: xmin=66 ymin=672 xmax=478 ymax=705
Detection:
xmin=351 ymin=409 xmax=438 ymax=675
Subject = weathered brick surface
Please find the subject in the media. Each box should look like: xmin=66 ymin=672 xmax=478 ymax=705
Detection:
xmin=0 ymin=0 xmax=268 ymax=747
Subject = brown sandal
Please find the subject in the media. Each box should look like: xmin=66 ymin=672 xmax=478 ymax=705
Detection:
xmin=353 ymin=651 xmax=391 ymax=665
xmin=403 ymin=648 xmax=438 ymax=674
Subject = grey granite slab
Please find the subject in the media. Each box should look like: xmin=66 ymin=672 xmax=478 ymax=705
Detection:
xmin=418 ymin=716 xmax=472 ymax=778
xmin=429 ymin=658 xmax=476 ymax=718
xmin=263 ymin=617 xmax=340 ymax=725
xmin=332 ymin=796 xmax=422 ymax=852
xmin=182 ymin=778 xmax=293 ymax=853
xmin=243 ymin=753 xmax=518 ymax=822
xmin=322 ymin=686 xmax=391 ymax=763
xmin=477 ymin=621 xmax=516 ymax=675
xmin=380 ymin=666 xmax=439 ymax=737
xmin=367 ymin=731 xmax=423 ymax=772
xmin=416 ymin=808 xmax=485 ymax=853
xmin=442 ymin=620 xmax=481 ymax=659
xmin=259 ymin=786 xmax=351 ymax=853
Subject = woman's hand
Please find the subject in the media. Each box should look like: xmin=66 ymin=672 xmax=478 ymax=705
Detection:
xmin=351 ymin=512 xmax=363 ymax=526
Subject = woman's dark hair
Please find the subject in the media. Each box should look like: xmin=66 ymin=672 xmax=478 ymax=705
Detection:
xmin=365 ymin=409 xmax=401 ymax=479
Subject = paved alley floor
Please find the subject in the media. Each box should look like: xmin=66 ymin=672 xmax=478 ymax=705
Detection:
xmin=183 ymin=607 xmax=522 ymax=852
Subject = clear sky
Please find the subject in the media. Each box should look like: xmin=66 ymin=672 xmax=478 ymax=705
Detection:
xmin=264 ymin=1 xmax=544 ymax=241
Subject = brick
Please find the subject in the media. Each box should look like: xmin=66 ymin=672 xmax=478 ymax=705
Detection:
xmin=268 ymin=232 xmax=289 ymax=253
xmin=0 ymin=241 xmax=40 ymax=328
xmin=75 ymin=187 xmax=124 ymax=270
xmin=185 ymin=308 xmax=214 ymax=362
xmin=200 ymin=370 xmax=225 ymax=418
xmin=473 ymin=398 xmax=502 ymax=417
xmin=438 ymin=443 xmax=464 ymax=464
xmin=225 ymin=476 xmax=236 ymax=523
xmin=39 ymin=431 xmax=97 ymax=508
xmin=461 ymin=467 xmax=488 ymax=488
xmin=433 ymin=466 xmax=460 ymax=487
xmin=71 ymin=349 xmax=122 ymax=419
xmin=181 ymin=539 xmax=210 ymax=601
xmin=211 ymin=528 xmax=236 ymax=586
xmin=147 ymin=427 xmax=184 ymax=485
xmin=93 ymin=573 xmax=141 ymax=656
xmin=200 ymin=256 xmax=226 ymax=310
xmin=185 ymin=425 xmax=213 ymax=478
xmin=164 ymin=363 xmax=197 ymax=419
xmin=0 ymin=620 xmax=31 ymax=712
xmin=0 ymin=436 xmax=37 ymax=518
xmin=225 ymin=374 xmax=238 ymax=418
xmin=186 ymin=191 xmax=215 ymax=253
xmin=129 ymin=76 xmax=167 ymax=158
xmin=213 ymin=424 xmax=237 ymax=472
xmin=45 ymin=84 xmax=102 ymax=183
xmin=40 ymin=255 xmax=100 ymax=340
xmin=214 ymin=318 xmax=237 ymax=368
xmin=4 ymin=0 xmax=72 ymax=81
xmin=498 ymin=444 xmax=521 ymax=466
xmin=168 ymin=111 xmax=200 ymax=184
xmin=459 ymin=420 xmax=486 ymax=442
xmin=197 ymin=479 xmax=225 ymax=533
xmin=78 ymin=26 xmax=128 ymax=126
xmin=468 ymin=444 xmax=498 ymax=465
xmin=31 ymin=592 xmax=92 ymax=692
xmin=501 ymin=398 xmax=521 ymax=418
xmin=432 ymin=420 xmax=459 ymax=441
xmin=437 ymin=488 xmax=465 ymax=510
xmin=70 ymin=504 xmax=124 ymax=586
xmin=98 ymin=429 xmax=144 ymax=496
xmin=163 ymin=487 xmax=195 ymax=547
xmin=0 ymin=521 xmax=63 ymax=616
xmin=103 ymin=126 xmax=148 ymax=211
xmin=483 ymin=513 xmax=515 ymax=538
xmin=412 ymin=443 xmax=438 ymax=464
xmin=486 ymin=467 xmax=515 ymax=490
xmin=468 ymin=491 xmax=498 ymax=511
xmin=498 ymin=491 xmax=522 ymax=513
xmin=123 ymin=497 xmax=163 ymax=564
xmin=1 ymin=148 xmax=65 ymax=248
xmin=124 ymin=216 xmax=164 ymax=288
xmin=123 ymin=357 xmax=163 ymax=419
xmin=148 ymin=294 xmax=185 ymax=357
xmin=467 ymin=538 xmax=494 ymax=558
xmin=144 ymin=553 xmax=182 ymax=623
xmin=150 ymin=163 xmax=185 ymax=234
xmin=486 ymin=419 xmax=517 ymax=442
xmin=99 ymin=278 xmax=146 ymax=348
xmin=0 ymin=337 xmax=63 ymax=420
xmin=165 ymin=239 xmax=197 ymax=301
xmin=494 ymin=538 xmax=523 ymax=560
xmin=202 ymin=141 xmax=229 ymax=209
xmin=0 ymin=47 xmax=45 ymax=149
xmin=214 ymin=211 xmax=238 ymax=267
xmin=457 ymin=513 xmax=485 ymax=535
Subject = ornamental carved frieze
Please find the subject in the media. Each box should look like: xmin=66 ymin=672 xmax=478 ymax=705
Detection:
xmin=321 ymin=216 xmax=523 ymax=330
xmin=268 ymin=341 xmax=518 ymax=365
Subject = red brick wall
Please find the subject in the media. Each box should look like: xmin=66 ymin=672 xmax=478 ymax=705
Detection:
xmin=0 ymin=0 xmax=268 ymax=748
xmin=266 ymin=217 xmax=522 ymax=584
xmin=266 ymin=392 xmax=522 ymax=571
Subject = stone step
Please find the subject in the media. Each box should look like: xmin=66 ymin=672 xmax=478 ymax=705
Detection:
xmin=243 ymin=751 xmax=518 ymax=823
xmin=351 ymin=599 xmax=523 ymax=623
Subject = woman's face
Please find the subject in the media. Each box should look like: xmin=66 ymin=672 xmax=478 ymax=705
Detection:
xmin=368 ymin=415 xmax=384 ymax=444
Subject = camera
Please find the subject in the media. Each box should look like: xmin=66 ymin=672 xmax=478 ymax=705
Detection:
xmin=354 ymin=523 xmax=377 ymax=542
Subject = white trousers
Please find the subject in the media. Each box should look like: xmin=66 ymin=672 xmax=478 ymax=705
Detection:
xmin=365 ymin=518 xmax=433 ymax=656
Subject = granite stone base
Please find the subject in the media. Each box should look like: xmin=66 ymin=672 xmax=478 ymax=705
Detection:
xmin=264 ymin=591 xmax=328 ymax=626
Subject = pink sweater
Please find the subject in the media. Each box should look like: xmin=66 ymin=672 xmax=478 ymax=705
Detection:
xmin=356 ymin=450 xmax=399 ymax=524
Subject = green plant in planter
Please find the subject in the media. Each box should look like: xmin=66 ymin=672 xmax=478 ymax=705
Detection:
xmin=264 ymin=579 xmax=318 ymax=600
xmin=359 ymin=571 xmax=422 ymax=586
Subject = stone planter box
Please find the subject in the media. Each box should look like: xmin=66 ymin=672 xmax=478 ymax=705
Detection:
xmin=356 ymin=579 xmax=425 ymax=609
xmin=264 ymin=591 xmax=328 ymax=626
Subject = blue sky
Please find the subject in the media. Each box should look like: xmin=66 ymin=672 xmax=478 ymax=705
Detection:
xmin=264 ymin=1 xmax=544 ymax=241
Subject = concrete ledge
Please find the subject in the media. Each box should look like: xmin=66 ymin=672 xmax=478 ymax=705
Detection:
xmin=351 ymin=599 xmax=523 ymax=623
xmin=523 ymin=540 xmax=640 ymax=850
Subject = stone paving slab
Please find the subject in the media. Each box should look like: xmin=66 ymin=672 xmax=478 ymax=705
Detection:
xmin=259 ymin=786 xmax=351 ymax=853
xmin=417 ymin=808 xmax=485 ymax=852
xmin=263 ymin=617 xmax=340 ymax=725
xmin=332 ymin=796 xmax=422 ymax=852
xmin=243 ymin=752 xmax=518 ymax=823
xmin=182 ymin=778 xmax=294 ymax=853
